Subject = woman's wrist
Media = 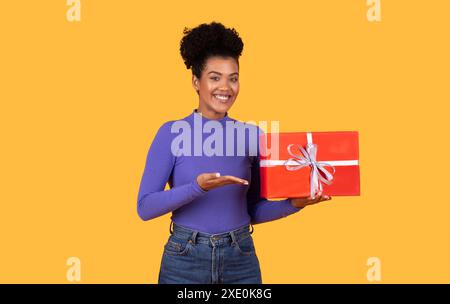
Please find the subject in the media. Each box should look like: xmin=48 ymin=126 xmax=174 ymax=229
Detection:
xmin=193 ymin=178 xmax=208 ymax=193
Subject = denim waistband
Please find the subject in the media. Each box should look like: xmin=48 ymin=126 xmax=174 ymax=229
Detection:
xmin=169 ymin=221 xmax=254 ymax=246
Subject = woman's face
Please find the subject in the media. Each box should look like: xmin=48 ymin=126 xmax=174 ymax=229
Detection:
xmin=192 ymin=56 xmax=240 ymax=118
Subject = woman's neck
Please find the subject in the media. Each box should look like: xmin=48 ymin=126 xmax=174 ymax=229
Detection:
xmin=195 ymin=106 xmax=227 ymax=120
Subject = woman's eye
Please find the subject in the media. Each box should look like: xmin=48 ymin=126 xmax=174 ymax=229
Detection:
xmin=210 ymin=77 xmax=219 ymax=81
xmin=231 ymin=78 xmax=238 ymax=82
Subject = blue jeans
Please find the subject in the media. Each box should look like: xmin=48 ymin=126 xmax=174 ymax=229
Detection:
xmin=158 ymin=221 xmax=262 ymax=284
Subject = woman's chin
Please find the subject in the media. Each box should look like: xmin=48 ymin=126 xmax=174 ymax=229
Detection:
xmin=211 ymin=100 xmax=234 ymax=112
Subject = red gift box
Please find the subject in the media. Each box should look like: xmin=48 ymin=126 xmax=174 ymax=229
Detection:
xmin=259 ymin=131 xmax=360 ymax=198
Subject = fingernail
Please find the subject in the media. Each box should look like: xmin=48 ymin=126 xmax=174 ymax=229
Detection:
xmin=216 ymin=173 xmax=220 ymax=177
xmin=243 ymin=181 xmax=248 ymax=185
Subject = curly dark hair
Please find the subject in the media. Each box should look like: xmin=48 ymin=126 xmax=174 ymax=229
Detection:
xmin=179 ymin=21 xmax=244 ymax=79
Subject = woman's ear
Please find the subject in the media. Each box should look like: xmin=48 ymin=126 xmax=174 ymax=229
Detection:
xmin=192 ymin=74 xmax=199 ymax=94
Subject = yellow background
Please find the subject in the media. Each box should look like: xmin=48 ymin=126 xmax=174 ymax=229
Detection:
xmin=1 ymin=0 xmax=449 ymax=283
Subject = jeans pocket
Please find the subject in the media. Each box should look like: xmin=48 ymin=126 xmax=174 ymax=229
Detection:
xmin=164 ymin=237 xmax=193 ymax=256
xmin=233 ymin=235 xmax=255 ymax=256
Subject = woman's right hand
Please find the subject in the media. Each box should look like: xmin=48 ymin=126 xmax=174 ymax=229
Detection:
xmin=196 ymin=172 xmax=248 ymax=192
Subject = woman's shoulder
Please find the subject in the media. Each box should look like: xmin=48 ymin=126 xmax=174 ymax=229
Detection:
xmin=154 ymin=114 xmax=195 ymax=139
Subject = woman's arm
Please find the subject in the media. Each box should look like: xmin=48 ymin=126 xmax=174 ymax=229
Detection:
xmin=246 ymin=128 xmax=303 ymax=225
xmin=137 ymin=122 xmax=207 ymax=221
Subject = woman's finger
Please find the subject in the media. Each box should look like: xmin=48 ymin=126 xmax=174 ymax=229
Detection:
xmin=308 ymin=195 xmax=328 ymax=205
xmin=216 ymin=175 xmax=248 ymax=185
xmin=308 ymin=196 xmax=321 ymax=204
xmin=313 ymin=195 xmax=331 ymax=204
xmin=224 ymin=175 xmax=249 ymax=185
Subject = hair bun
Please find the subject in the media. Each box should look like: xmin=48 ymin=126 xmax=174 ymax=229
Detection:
xmin=179 ymin=22 xmax=244 ymax=77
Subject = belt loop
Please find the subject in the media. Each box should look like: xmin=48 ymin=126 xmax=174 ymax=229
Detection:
xmin=190 ymin=231 xmax=198 ymax=245
xmin=250 ymin=224 xmax=254 ymax=234
xmin=169 ymin=221 xmax=174 ymax=235
xmin=230 ymin=230 xmax=237 ymax=245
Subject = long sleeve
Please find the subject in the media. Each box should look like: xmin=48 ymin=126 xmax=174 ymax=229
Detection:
xmin=246 ymin=128 xmax=303 ymax=225
xmin=137 ymin=122 xmax=207 ymax=221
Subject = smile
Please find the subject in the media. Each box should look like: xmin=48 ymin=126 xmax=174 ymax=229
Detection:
xmin=213 ymin=94 xmax=231 ymax=102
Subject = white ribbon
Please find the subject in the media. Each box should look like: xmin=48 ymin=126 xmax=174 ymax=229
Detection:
xmin=284 ymin=142 xmax=335 ymax=199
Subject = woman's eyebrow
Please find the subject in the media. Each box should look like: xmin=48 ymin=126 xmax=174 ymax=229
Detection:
xmin=207 ymin=71 xmax=239 ymax=76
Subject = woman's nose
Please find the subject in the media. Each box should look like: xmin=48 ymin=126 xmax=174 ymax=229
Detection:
xmin=219 ymin=79 xmax=233 ymax=90
xmin=219 ymin=82 xmax=231 ymax=90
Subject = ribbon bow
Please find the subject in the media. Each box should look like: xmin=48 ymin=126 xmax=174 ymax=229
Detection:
xmin=284 ymin=143 xmax=336 ymax=199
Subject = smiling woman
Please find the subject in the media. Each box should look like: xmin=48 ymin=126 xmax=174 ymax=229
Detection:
xmin=180 ymin=22 xmax=243 ymax=120
xmin=137 ymin=21 xmax=310 ymax=284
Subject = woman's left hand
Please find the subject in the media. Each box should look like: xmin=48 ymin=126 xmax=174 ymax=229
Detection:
xmin=290 ymin=195 xmax=331 ymax=208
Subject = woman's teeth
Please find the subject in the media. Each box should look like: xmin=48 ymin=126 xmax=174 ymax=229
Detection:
xmin=213 ymin=94 xmax=231 ymax=102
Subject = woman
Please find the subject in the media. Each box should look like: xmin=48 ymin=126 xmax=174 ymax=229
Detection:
xmin=137 ymin=21 xmax=331 ymax=284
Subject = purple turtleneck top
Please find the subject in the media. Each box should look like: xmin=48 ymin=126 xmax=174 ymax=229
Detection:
xmin=137 ymin=109 xmax=302 ymax=234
